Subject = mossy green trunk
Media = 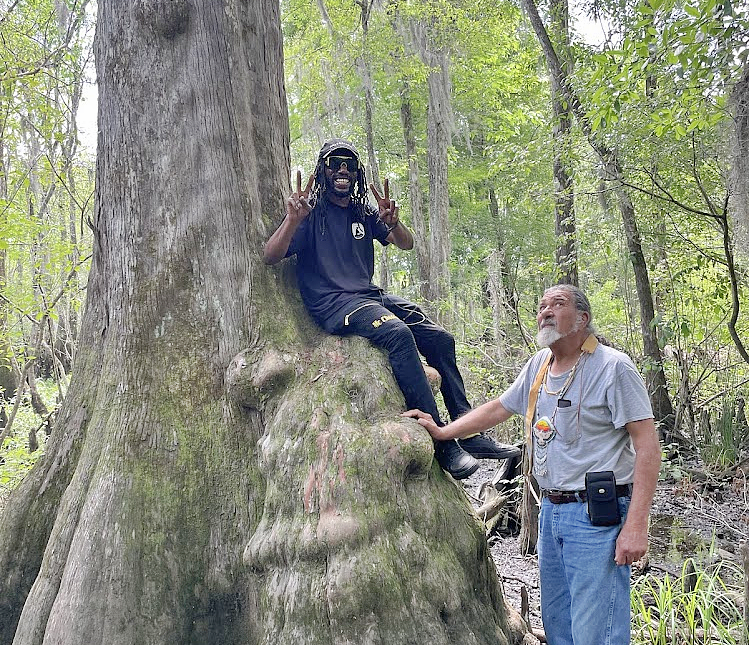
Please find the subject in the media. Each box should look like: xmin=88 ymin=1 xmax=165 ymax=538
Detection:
xmin=0 ymin=1 xmax=517 ymax=643
xmin=238 ymin=337 xmax=512 ymax=644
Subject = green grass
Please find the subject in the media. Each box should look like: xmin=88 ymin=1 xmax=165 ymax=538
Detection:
xmin=631 ymin=558 xmax=746 ymax=645
xmin=699 ymin=397 xmax=744 ymax=471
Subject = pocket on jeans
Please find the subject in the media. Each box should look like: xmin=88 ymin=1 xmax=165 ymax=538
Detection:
xmin=617 ymin=496 xmax=631 ymax=522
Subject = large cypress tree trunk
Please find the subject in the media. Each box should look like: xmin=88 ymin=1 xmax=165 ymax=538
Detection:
xmin=0 ymin=2 xmax=518 ymax=644
xmin=0 ymin=2 xmax=288 ymax=642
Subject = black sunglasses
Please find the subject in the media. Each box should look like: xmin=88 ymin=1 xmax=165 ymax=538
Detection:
xmin=324 ymin=155 xmax=359 ymax=173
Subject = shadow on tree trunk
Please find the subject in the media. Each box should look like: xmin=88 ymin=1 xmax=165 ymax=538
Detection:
xmin=0 ymin=1 xmax=530 ymax=643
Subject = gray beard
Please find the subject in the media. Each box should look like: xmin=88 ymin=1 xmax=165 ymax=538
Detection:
xmin=536 ymin=315 xmax=585 ymax=348
xmin=536 ymin=326 xmax=564 ymax=347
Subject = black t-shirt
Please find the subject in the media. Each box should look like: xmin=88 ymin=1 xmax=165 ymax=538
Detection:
xmin=285 ymin=200 xmax=390 ymax=331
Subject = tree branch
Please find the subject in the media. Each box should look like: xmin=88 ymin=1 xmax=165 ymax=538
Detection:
xmin=615 ymin=170 xmax=717 ymax=220
xmin=0 ymin=0 xmax=22 ymax=27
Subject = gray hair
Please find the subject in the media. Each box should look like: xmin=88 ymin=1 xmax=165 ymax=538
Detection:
xmin=544 ymin=284 xmax=595 ymax=333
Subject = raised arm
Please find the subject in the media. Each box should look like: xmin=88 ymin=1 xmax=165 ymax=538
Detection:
xmin=264 ymin=171 xmax=314 ymax=265
xmin=403 ymin=398 xmax=514 ymax=441
xmin=370 ymin=179 xmax=414 ymax=250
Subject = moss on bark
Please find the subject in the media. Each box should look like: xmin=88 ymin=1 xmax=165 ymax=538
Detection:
xmin=244 ymin=336 xmax=512 ymax=645
xmin=0 ymin=1 xmax=521 ymax=642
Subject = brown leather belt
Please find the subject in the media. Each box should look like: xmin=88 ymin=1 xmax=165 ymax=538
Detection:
xmin=542 ymin=484 xmax=632 ymax=504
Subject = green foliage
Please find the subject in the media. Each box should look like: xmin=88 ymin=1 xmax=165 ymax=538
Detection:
xmin=699 ymin=396 xmax=745 ymax=468
xmin=0 ymin=378 xmax=58 ymax=503
xmin=658 ymin=454 xmax=686 ymax=483
xmin=631 ymin=558 xmax=745 ymax=644
xmin=0 ymin=430 xmax=46 ymax=502
xmin=581 ymin=0 xmax=748 ymax=138
xmin=0 ymin=0 xmax=95 ymax=388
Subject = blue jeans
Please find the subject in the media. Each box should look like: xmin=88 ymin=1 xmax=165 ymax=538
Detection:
xmin=538 ymin=496 xmax=632 ymax=645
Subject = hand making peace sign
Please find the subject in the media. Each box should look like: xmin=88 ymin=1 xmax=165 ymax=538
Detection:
xmin=369 ymin=178 xmax=399 ymax=230
xmin=286 ymin=170 xmax=314 ymax=224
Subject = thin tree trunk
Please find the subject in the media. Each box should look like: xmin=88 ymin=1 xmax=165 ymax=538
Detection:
xmin=549 ymin=0 xmax=577 ymax=285
xmin=731 ymin=61 xmax=749 ymax=251
xmin=605 ymin=158 xmax=675 ymax=437
xmin=408 ymin=21 xmax=453 ymax=308
xmin=0 ymin=133 xmax=16 ymax=403
xmin=357 ymin=0 xmax=389 ymax=290
xmin=519 ymin=0 xmax=675 ymax=437
xmin=486 ymin=186 xmax=515 ymax=361
xmin=60 ymin=58 xmax=86 ymax=370
xmin=26 ymin=372 xmax=49 ymax=417
xmin=425 ymin=51 xmax=452 ymax=305
xmin=0 ymin=247 xmax=13 ymax=405
xmin=400 ymin=85 xmax=430 ymax=300
xmin=486 ymin=249 xmax=507 ymax=362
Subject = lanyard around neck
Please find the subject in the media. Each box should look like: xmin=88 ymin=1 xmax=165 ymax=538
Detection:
xmin=523 ymin=334 xmax=599 ymax=476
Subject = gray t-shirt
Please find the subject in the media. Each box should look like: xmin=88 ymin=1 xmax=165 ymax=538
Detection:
xmin=500 ymin=342 xmax=654 ymax=490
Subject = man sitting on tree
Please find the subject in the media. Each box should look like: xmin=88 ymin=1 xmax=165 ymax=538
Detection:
xmin=264 ymin=138 xmax=518 ymax=479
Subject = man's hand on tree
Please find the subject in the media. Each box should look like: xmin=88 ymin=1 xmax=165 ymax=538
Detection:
xmin=370 ymin=178 xmax=399 ymax=230
xmin=286 ymin=170 xmax=313 ymax=223
xmin=402 ymin=409 xmax=447 ymax=440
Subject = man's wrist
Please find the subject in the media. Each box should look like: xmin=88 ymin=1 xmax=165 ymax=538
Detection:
xmin=386 ymin=220 xmax=400 ymax=233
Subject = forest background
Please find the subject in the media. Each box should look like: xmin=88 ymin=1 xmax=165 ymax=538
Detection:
xmin=1 ymin=0 xmax=747 ymax=486
xmin=0 ymin=1 xmax=747 ymax=643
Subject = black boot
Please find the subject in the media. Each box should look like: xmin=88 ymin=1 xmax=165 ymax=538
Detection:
xmin=458 ymin=434 xmax=521 ymax=460
xmin=434 ymin=440 xmax=479 ymax=479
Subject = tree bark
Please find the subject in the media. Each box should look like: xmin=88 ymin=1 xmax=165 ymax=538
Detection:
xmin=406 ymin=20 xmax=453 ymax=308
xmin=400 ymin=85 xmax=430 ymax=300
xmin=486 ymin=186 xmax=516 ymax=361
xmin=358 ymin=0 xmax=389 ymax=291
xmin=425 ymin=51 xmax=452 ymax=304
xmin=731 ymin=61 xmax=749 ymax=252
xmin=0 ymin=1 xmax=286 ymax=642
xmin=0 ymin=2 xmax=517 ymax=644
xmin=549 ymin=0 xmax=577 ymax=286
xmin=0 ymin=152 xmax=16 ymax=402
xmin=519 ymin=0 xmax=675 ymax=437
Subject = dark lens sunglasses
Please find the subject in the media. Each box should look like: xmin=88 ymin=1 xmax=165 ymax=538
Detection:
xmin=325 ymin=155 xmax=359 ymax=173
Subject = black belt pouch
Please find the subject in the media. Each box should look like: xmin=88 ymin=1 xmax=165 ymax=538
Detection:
xmin=585 ymin=471 xmax=621 ymax=526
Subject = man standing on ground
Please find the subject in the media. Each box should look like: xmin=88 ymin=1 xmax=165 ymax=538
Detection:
xmin=264 ymin=138 xmax=518 ymax=479
xmin=405 ymin=284 xmax=661 ymax=644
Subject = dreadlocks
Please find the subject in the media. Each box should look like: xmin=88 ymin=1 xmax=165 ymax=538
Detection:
xmin=310 ymin=139 xmax=369 ymax=221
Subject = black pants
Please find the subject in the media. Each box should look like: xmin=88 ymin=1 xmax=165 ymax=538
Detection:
xmin=331 ymin=293 xmax=470 ymax=425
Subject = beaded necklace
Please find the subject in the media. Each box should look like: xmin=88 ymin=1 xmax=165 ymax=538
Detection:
xmin=542 ymin=350 xmax=585 ymax=398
